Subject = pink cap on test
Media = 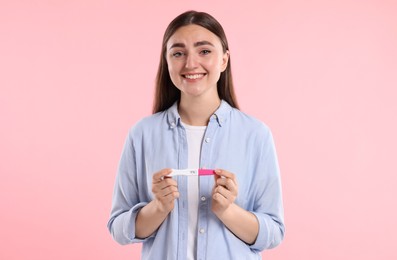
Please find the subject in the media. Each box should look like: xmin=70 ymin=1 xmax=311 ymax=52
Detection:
xmin=198 ymin=169 xmax=215 ymax=176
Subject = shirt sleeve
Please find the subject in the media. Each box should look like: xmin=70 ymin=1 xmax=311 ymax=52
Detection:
xmin=249 ymin=127 xmax=285 ymax=251
xmin=107 ymin=131 xmax=154 ymax=245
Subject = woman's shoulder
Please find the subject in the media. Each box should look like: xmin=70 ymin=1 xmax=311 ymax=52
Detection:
xmin=230 ymin=107 xmax=271 ymax=134
xmin=128 ymin=110 xmax=168 ymax=136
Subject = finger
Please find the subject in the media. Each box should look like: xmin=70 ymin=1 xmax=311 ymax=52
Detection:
xmin=214 ymin=185 xmax=232 ymax=200
xmin=216 ymin=177 xmax=236 ymax=192
xmin=213 ymin=190 xmax=228 ymax=203
xmin=159 ymin=189 xmax=180 ymax=204
xmin=213 ymin=173 xmax=221 ymax=181
xmin=215 ymin=171 xmax=237 ymax=190
xmin=153 ymin=178 xmax=178 ymax=193
xmin=213 ymin=173 xmax=221 ymax=189
xmin=160 ymin=178 xmax=178 ymax=188
xmin=153 ymin=168 xmax=173 ymax=182
xmin=214 ymin=169 xmax=236 ymax=181
xmin=159 ymin=185 xmax=179 ymax=197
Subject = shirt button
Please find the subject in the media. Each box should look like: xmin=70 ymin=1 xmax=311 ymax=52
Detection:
xmin=205 ymin=137 xmax=210 ymax=143
xmin=199 ymin=228 xmax=205 ymax=234
xmin=201 ymin=196 xmax=206 ymax=201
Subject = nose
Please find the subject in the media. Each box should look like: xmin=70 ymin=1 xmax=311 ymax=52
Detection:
xmin=185 ymin=53 xmax=198 ymax=69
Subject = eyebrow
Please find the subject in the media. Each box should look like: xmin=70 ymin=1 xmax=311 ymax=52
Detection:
xmin=169 ymin=41 xmax=215 ymax=49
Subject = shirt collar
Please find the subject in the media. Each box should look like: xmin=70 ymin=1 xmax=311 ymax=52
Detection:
xmin=167 ymin=102 xmax=180 ymax=129
xmin=166 ymin=99 xmax=233 ymax=128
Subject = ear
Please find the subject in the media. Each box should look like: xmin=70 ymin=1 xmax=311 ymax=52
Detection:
xmin=220 ymin=50 xmax=230 ymax=72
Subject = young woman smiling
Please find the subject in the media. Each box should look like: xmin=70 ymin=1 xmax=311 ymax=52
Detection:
xmin=108 ymin=10 xmax=285 ymax=260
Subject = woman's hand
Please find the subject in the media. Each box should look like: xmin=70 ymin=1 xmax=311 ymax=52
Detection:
xmin=135 ymin=169 xmax=179 ymax=238
xmin=210 ymin=169 xmax=259 ymax=244
xmin=211 ymin=169 xmax=238 ymax=217
xmin=152 ymin=168 xmax=180 ymax=214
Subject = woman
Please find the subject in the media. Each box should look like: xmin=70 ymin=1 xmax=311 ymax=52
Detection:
xmin=107 ymin=10 xmax=285 ymax=259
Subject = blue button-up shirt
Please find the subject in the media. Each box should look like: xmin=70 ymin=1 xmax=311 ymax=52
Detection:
xmin=107 ymin=100 xmax=285 ymax=260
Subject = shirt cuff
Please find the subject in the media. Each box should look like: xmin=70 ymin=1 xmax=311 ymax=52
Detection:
xmin=123 ymin=202 xmax=155 ymax=243
xmin=249 ymin=211 xmax=279 ymax=251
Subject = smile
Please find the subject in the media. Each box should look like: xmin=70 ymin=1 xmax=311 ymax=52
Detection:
xmin=183 ymin=73 xmax=206 ymax=79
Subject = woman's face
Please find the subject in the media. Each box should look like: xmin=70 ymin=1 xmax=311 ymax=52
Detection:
xmin=166 ymin=24 xmax=229 ymax=100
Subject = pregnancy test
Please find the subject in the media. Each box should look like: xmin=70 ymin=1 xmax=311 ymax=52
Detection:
xmin=169 ymin=169 xmax=215 ymax=177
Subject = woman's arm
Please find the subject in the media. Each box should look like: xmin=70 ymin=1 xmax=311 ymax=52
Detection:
xmin=135 ymin=169 xmax=179 ymax=238
xmin=211 ymin=169 xmax=259 ymax=245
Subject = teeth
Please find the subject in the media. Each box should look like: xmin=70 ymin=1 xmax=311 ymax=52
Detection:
xmin=184 ymin=74 xmax=204 ymax=79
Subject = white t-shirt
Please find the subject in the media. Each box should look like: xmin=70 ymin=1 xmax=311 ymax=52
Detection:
xmin=183 ymin=123 xmax=206 ymax=260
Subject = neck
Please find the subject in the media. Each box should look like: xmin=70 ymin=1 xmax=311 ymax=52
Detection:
xmin=178 ymin=96 xmax=221 ymax=126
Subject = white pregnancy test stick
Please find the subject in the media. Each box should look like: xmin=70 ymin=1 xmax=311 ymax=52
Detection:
xmin=169 ymin=169 xmax=215 ymax=177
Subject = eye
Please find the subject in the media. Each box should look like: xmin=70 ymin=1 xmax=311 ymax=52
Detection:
xmin=200 ymin=49 xmax=211 ymax=55
xmin=172 ymin=51 xmax=184 ymax=57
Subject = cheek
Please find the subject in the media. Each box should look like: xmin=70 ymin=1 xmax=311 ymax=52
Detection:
xmin=166 ymin=59 xmax=172 ymax=72
xmin=206 ymin=59 xmax=223 ymax=75
xmin=167 ymin=60 xmax=182 ymax=75
xmin=167 ymin=63 xmax=178 ymax=78
xmin=207 ymin=54 xmax=224 ymax=70
xmin=166 ymin=62 xmax=182 ymax=87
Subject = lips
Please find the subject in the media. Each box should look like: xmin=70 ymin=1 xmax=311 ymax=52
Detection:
xmin=182 ymin=73 xmax=206 ymax=79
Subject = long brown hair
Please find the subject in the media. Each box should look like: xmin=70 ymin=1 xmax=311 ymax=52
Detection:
xmin=152 ymin=10 xmax=239 ymax=113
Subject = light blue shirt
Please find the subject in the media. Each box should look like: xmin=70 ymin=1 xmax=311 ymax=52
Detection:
xmin=107 ymin=100 xmax=285 ymax=260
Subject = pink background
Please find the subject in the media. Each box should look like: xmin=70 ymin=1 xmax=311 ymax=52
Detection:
xmin=1 ymin=0 xmax=396 ymax=259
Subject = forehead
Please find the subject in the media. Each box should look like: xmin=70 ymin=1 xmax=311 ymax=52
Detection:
xmin=167 ymin=24 xmax=222 ymax=48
